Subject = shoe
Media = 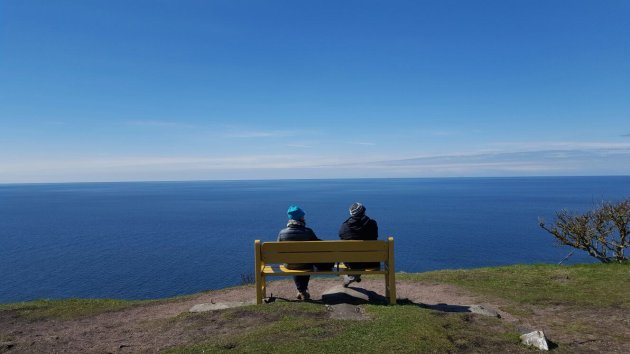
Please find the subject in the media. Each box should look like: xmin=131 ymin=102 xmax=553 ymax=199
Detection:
xmin=355 ymin=275 xmax=362 ymax=283
xmin=343 ymin=275 xmax=355 ymax=288
xmin=296 ymin=290 xmax=310 ymax=300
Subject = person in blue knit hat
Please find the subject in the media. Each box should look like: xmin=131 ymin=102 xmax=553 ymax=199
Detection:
xmin=277 ymin=205 xmax=331 ymax=300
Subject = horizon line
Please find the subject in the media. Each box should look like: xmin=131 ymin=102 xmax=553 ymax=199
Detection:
xmin=2 ymin=174 xmax=630 ymax=186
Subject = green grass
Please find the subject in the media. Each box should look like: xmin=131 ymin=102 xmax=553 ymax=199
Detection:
xmin=164 ymin=302 xmax=525 ymax=354
xmin=3 ymin=264 xmax=627 ymax=353
xmin=163 ymin=263 xmax=629 ymax=353
xmin=0 ymin=298 xmax=142 ymax=320
xmin=398 ymin=263 xmax=630 ymax=308
xmin=0 ymin=286 xmax=232 ymax=321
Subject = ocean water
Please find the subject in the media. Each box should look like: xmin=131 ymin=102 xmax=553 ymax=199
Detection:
xmin=1 ymin=176 xmax=630 ymax=303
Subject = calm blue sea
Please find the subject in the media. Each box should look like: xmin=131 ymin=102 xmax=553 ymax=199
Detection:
xmin=2 ymin=176 xmax=630 ymax=303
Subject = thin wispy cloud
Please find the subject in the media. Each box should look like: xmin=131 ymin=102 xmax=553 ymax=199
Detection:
xmin=487 ymin=141 xmax=630 ymax=152
xmin=222 ymin=130 xmax=297 ymax=138
xmin=428 ymin=130 xmax=458 ymax=137
xmin=1 ymin=154 xmax=340 ymax=173
xmin=286 ymin=143 xmax=314 ymax=148
xmin=44 ymin=120 xmax=68 ymax=126
xmin=363 ymin=146 xmax=630 ymax=170
xmin=4 ymin=142 xmax=630 ymax=183
xmin=125 ymin=120 xmax=196 ymax=128
xmin=621 ymin=134 xmax=630 ymax=138
xmin=349 ymin=142 xmax=376 ymax=146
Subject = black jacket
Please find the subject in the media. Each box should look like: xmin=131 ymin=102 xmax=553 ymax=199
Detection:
xmin=338 ymin=215 xmax=379 ymax=269
xmin=339 ymin=215 xmax=378 ymax=241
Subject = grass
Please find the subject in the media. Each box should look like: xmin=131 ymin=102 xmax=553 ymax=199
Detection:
xmin=164 ymin=302 xmax=526 ymax=354
xmin=0 ymin=286 xmax=235 ymax=321
xmin=162 ymin=263 xmax=629 ymax=353
xmin=0 ymin=298 xmax=142 ymax=320
xmin=398 ymin=263 xmax=630 ymax=308
xmin=2 ymin=263 xmax=628 ymax=353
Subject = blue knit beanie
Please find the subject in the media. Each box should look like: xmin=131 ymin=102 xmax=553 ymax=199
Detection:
xmin=287 ymin=205 xmax=305 ymax=220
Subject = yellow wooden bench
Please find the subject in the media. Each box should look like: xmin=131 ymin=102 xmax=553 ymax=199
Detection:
xmin=254 ymin=236 xmax=396 ymax=305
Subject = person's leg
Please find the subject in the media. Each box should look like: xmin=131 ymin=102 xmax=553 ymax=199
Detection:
xmin=293 ymin=275 xmax=310 ymax=299
xmin=343 ymin=263 xmax=363 ymax=287
xmin=343 ymin=274 xmax=354 ymax=287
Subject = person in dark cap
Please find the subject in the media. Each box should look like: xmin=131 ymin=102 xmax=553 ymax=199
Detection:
xmin=338 ymin=202 xmax=379 ymax=287
xmin=277 ymin=205 xmax=331 ymax=300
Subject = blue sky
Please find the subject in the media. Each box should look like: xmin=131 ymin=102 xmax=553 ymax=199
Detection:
xmin=1 ymin=0 xmax=629 ymax=183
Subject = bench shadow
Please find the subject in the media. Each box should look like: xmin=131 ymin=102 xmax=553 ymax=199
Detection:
xmin=265 ymin=295 xmax=477 ymax=313
xmin=396 ymin=298 xmax=473 ymax=313
xmin=263 ymin=287 xmax=388 ymax=305
xmin=319 ymin=286 xmax=389 ymax=305
xmin=266 ymin=291 xmax=477 ymax=312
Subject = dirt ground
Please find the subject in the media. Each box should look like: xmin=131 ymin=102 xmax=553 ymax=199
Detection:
xmin=1 ymin=278 xmax=628 ymax=353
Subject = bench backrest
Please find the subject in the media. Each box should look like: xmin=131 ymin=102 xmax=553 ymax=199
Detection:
xmin=256 ymin=237 xmax=394 ymax=264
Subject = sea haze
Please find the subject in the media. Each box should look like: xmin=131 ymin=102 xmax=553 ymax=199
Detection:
xmin=2 ymin=176 xmax=630 ymax=303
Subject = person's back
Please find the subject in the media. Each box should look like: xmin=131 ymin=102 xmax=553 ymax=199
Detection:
xmin=338 ymin=202 xmax=379 ymax=286
xmin=278 ymin=221 xmax=319 ymax=242
xmin=339 ymin=214 xmax=378 ymax=241
xmin=278 ymin=217 xmax=319 ymax=270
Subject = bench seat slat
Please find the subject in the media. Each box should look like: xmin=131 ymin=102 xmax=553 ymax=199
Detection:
xmin=261 ymin=251 xmax=387 ymax=263
xmin=262 ymin=240 xmax=387 ymax=252
xmin=262 ymin=264 xmax=386 ymax=275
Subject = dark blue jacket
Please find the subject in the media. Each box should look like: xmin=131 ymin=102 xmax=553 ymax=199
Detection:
xmin=278 ymin=224 xmax=319 ymax=242
xmin=277 ymin=223 xmax=321 ymax=270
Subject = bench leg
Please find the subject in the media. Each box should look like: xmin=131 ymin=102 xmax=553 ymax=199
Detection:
xmin=386 ymin=237 xmax=396 ymax=305
xmin=385 ymin=274 xmax=391 ymax=304
xmin=388 ymin=272 xmax=396 ymax=305
xmin=255 ymin=240 xmax=264 ymax=304
xmin=256 ymin=275 xmax=263 ymax=305
xmin=255 ymin=272 xmax=267 ymax=304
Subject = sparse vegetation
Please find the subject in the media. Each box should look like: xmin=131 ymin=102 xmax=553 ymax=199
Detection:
xmin=398 ymin=263 xmax=630 ymax=308
xmin=240 ymin=272 xmax=256 ymax=285
xmin=0 ymin=298 xmax=142 ymax=320
xmin=539 ymin=198 xmax=630 ymax=263
xmin=164 ymin=303 xmax=523 ymax=354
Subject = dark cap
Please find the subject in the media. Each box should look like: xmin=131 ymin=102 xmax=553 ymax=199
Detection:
xmin=349 ymin=202 xmax=365 ymax=217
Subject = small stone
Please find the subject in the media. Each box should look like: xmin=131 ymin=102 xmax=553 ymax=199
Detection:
xmin=189 ymin=301 xmax=252 ymax=312
xmin=469 ymin=305 xmax=501 ymax=318
xmin=520 ymin=330 xmax=549 ymax=351
xmin=325 ymin=303 xmax=367 ymax=320
xmin=0 ymin=341 xmax=16 ymax=350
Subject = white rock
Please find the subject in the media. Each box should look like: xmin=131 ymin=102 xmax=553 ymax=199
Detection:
xmin=469 ymin=304 xmax=501 ymax=318
xmin=189 ymin=301 xmax=251 ymax=312
xmin=520 ymin=330 xmax=549 ymax=350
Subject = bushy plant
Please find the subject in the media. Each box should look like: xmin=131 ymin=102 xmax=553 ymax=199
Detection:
xmin=539 ymin=198 xmax=630 ymax=263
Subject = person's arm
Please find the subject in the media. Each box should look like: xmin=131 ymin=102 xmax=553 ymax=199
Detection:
xmin=277 ymin=228 xmax=286 ymax=241
xmin=370 ymin=219 xmax=379 ymax=240
xmin=307 ymin=227 xmax=320 ymax=241
xmin=339 ymin=220 xmax=351 ymax=240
